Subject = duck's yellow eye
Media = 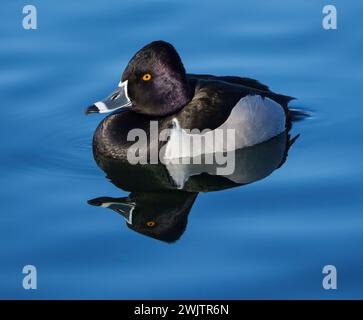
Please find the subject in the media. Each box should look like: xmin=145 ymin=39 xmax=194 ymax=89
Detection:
xmin=142 ymin=73 xmax=152 ymax=81
xmin=146 ymin=220 xmax=156 ymax=227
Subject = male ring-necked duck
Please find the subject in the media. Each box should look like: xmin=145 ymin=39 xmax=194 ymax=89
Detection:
xmin=86 ymin=40 xmax=294 ymax=161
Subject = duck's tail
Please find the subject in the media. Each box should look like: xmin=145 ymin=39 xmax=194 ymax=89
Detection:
xmin=271 ymin=93 xmax=296 ymax=108
xmin=289 ymin=108 xmax=311 ymax=122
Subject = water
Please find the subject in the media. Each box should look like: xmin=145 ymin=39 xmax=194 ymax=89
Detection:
xmin=1 ymin=0 xmax=362 ymax=299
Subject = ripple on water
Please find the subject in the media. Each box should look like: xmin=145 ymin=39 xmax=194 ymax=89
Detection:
xmin=3 ymin=110 xmax=102 ymax=180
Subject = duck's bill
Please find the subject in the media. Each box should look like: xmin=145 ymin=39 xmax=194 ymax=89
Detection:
xmin=85 ymin=80 xmax=131 ymax=115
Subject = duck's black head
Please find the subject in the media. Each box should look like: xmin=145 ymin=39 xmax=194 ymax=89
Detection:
xmin=122 ymin=41 xmax=191 ymax=116
xmin=86 ymin=41 xmax=191 ymax=117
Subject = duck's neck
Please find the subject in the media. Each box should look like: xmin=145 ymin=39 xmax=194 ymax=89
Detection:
xmin=163 ymin=74 xmax=193 ymax=116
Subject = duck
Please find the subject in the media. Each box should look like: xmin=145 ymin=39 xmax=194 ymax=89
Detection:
xmin=86 ymin=40 xmax=294 ymax=164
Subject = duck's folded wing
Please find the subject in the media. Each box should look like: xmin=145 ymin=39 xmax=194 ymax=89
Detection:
xmin=178 ymin=77 xmax=291 ymax=131
xmin=187 ymin=74 xmax=294 ymax=107
xmin=187 ymin=73 xmax=270 ymax=92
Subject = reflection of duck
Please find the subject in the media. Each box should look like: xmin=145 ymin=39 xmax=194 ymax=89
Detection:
xmin=88 ymin=131 xmax=298 ymax=242
xmin=86 ymin=40 xmax=294 ymax=162
xmin=89 ymin=191 xmax=197 ymax=243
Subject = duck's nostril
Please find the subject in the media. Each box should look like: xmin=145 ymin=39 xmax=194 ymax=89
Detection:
xmin=111 ymin=93 xmax=120 ymax=101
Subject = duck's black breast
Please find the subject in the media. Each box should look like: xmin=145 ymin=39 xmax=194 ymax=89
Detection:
xmin=93 ymin=110 xmax=169 ymax=162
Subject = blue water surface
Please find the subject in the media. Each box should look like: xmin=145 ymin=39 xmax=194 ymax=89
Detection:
xmin=1 ymin=0 xmax=363 ymax=299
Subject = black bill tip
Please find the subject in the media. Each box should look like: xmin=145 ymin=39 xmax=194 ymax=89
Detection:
xmin=87 ymin=198 xmax=103 ymax=206
xmin=87 ymin=197 xmax=112 ymax=206
xmin=85 ymin=104 xmax=99 ymax=115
